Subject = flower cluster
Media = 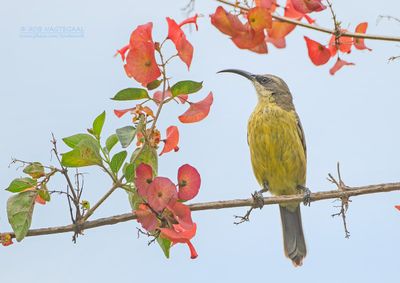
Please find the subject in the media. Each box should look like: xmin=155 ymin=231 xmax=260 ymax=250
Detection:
xmin=134 ymin=163 xmax=201 ymax=259
xmin=211 ymin=0 xmax=372 ymax=75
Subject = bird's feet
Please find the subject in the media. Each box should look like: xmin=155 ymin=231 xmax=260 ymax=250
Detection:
xmin=297 ymin=185 xmax=311 ymax=206
xmin=234 ymin=188 xmax=267 ymax=225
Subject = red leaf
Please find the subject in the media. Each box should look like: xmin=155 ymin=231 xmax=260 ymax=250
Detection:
xmin=178 ymin=92 xmax=213 ymax=123
xmin=147 ymin=177 xmax=177 ymax=212
xmin=135 ymin=163 xmax=153 ymax=198
xmin=210 ymin=6 xmax=247 ymax=37
xmin=179 ymin=14 xmax=199 ymax=31
xmin=328 ymin=31 xmax=353 ymax=56
xmin=166 ymin=17 xmax=194 ymax=69
xmin=353 ymin=22 xmax=372 ymax=51
xmin=168 ymin=202 xmax=193 ymax=230
xmin=329 ymin=58 xmax=355 ymax=75
xmin=160 ymin=126 xmax=180 ymax=156
xmin=160 ymin=223 xmax=198 ymax=259
xmin=267 ymin=20 xmax=296 ymax=39
xmin=395 ymin=205 xmax=400 ymax=211
xmin=124 ymin=23 xmax=161 ymax=86
xmin=178 ymin=164 xmax=201 ymax=201
xmin=304 ymin=36 xmax=331 ymax=66
xmin=114 ymin=108 xmax=135 ymax=118
xmin=247 ymin=7 xmax=272 ymax=31
xmin=153 ymin=90 xmax=172 ymax=105
xmin=291 ymin=0 xmax=326 ymax=14
xmin=135 ymin=204 xmax=159 ymax=231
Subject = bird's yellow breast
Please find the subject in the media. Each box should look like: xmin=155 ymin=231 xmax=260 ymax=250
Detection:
xmin=248 ymin=103 xmax=306 ymax=196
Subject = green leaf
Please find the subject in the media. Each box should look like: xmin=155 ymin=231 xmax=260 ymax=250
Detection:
xmin=128 ymin=190 xmax=141 ymax=210
xmin=38 ymin=186 xmax=50 ymax=202
xmin=110 ymin=150 xmax=127 ymax=174
xmin=116 ymin=126 xmax=136 ymax=148
xmin=6 ymin=177 xmax=37 ymax=193
xmin=171 ymin=80 xmax=203 ymax=97
xmin=63 ymin=134 xmax=97 ymax=149
xmin=92 ymin=111 xmax=106 ymax=139
xmin=146 ymin=79 xmax=162 ymax=90
xmin=124 ymin=162 xmax=135 ymax=183
xmin=130 ymin=144 xmax=158 ymax=175
xmin=105 ymin=134 xmax=119 ymax=153
xmin=7 ymin=191 xmax=37 ymax=242
xmin=111 ymin=88 xmax=149 ymax=101
xmin=23 ymin=162 xmax=45 ymax=179
xmin=61 ymin=139 xmax=102 ymax=167
xmin=157 ymin=237 xmax=172 ymax=258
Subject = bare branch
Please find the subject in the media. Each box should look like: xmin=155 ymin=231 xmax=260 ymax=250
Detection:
xmin=3 ymin=181 xmax=400 ymax=239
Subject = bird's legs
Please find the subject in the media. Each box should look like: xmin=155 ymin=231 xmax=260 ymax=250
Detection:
xmin=234 ymin=182 xmax=269 ymax=225
xmin=297 ymin=184 xmax=311 ymax=206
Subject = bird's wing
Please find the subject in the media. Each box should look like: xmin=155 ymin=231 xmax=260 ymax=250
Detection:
xmin=295 ymin=113 xmax=307 ymax=159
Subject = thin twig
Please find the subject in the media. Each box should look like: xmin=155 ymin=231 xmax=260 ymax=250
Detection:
xmin=327 ymin=163 xmax=351 ymax=238
xmin=4 ymin=181 xmax=400 ymax=239
xmin=215 ymin=0 xmax=400 ymax=42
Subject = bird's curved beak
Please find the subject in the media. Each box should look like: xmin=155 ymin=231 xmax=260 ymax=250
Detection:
xmin=217 ymin=69 xmax=255 ymax=81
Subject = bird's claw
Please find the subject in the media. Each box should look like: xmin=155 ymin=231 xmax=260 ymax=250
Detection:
xmin=233 ymin=189 xmax=265 ymax=225
xmin=298 ymin=185 xmax=311 ymax=206
xmin=252 ymin=190 xmax=265 ymax=209
xmin=234 ymin=208 xmax=253 ymax=225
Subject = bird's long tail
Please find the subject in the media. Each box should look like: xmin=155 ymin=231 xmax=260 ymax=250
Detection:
xmin=279 ymin=205 xmax=307 ymax=267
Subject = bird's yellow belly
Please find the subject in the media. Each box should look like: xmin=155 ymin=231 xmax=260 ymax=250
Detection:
xmin=247 ymin=106 xmax=306 ymax=196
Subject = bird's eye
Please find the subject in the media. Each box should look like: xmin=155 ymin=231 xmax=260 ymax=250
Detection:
xmin=258 ymin=77 xmax=271 ymax=84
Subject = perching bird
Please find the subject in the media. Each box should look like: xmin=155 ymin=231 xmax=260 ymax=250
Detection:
xmin=218 ymin=69 xmax=307 ymax=267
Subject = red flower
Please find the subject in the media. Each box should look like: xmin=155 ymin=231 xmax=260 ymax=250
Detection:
xmin=168 ymin=202 xmax=194 ymax=230
xmin=179 ymin=92 xmax=214 ymax=123
xmin=159 ymin=126 xmax=180 ymax=156
xmin=291 ymin=0 xmax=326 ymax=14
xmin=166 ymin=17 xmax=194 ymax=69
xmin=329 ymin=58 xmax=355 ymax=75
xmin=304 ymin=36 xmax=331 ymax=66
xmin=395 ymin=205 xmax=400 ymax=211
xmin=147 ymin=177 xmax=178 ymax=212
xmin=160 ymin=223 xmax=198 ymax=259
xmin=247 ymin=7 xmax=272 ymax=31
xmin=353 ymin=22 xmax=372 ymax=51
xmin=1 ymin=233 xmax=13 ymax=247
xmin=135 ymin=204 xmax=159 ymax=231
xmin=328 ymin=31 xmax=353 ymax=56
xmin=178 ymin=164 xmax=201 ymax=201
xmin=178 ymin=14 xmax=199 ymax=30
xmin=123 ymin=23 xmax=161 ymax=85
xmin=135 ymin=163 xmax=154 ymax=198
xmin=153 ymin=90 xmax=172 ymax=105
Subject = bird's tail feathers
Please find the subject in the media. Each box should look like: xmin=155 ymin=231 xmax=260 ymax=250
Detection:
xmin=279 ymin=205 xmax=307 ymax=267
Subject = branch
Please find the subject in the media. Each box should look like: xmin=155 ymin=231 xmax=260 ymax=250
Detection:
xmin=4 ymin=181 xmax=400 ymax=239
xmin=215 ymin=0 xmax=400 ymax=42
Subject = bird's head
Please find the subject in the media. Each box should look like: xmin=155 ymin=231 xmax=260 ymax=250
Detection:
xmin=218 ymin=69 xmax=294 ymax=110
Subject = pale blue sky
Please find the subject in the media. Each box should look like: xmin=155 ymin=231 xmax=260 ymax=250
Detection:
xmin=1 ymin=1 xmax=400 ymax=282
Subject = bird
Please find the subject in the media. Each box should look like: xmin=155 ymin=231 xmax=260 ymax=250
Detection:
xmin=218 ymin=69 xmax=308 ymax=267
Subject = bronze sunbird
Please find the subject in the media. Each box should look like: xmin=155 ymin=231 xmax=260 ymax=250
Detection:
xmin=219 ymin=69 xmax=307 ymax=266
